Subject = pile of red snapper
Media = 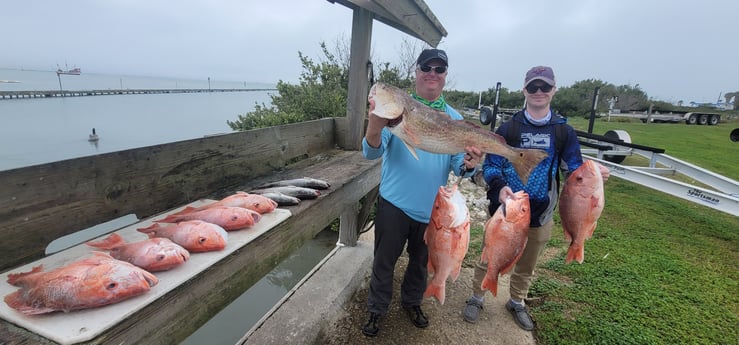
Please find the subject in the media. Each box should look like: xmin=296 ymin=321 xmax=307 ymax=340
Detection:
xmin=2 ymin=191 xmax=282 ymax=316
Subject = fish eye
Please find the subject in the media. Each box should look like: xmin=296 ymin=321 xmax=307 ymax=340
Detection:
xmin=156 ymin=254 xmax=166 ymax=261
xmin=106 ymin=282 xmax=117 ymax=290
xmin=198 ymin=237 xmax=207 ymax=244
xmin=231 ymin=215 xmax=239 ymax=221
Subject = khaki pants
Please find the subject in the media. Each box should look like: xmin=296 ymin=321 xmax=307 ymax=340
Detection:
xmin=473 ymin=220 xmax=553 ymax=301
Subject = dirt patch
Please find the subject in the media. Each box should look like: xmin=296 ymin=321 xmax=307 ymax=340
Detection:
xmin=316 ymin=255 xmax=536 ymax=345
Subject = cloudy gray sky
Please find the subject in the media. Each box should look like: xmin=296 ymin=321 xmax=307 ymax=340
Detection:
xmin=2 ymin=0 xmax=736 ymax=104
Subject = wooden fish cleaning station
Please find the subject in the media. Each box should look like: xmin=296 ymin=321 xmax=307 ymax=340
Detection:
xmin=0 ymin=1 xmax=447 ymax=344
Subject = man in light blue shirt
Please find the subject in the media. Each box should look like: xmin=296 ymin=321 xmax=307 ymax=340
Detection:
xmin=361 ymin=48 xmax=482 ymax=337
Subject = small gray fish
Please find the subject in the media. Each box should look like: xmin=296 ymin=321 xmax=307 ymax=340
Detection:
xmin=259 ymin=192 xmax=301 ymax=206
xmin=257 ymin=177 xmax=330 ymax=190
xmin=250 ymin=186 xmax=320 ymax=200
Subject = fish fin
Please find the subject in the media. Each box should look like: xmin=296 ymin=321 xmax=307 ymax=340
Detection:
xmin=499 ymin=240 xmax=528 ymax=276
xmin=480 ymin=273 xmax=499 ymax=297
xmin=426 ymin=260 xmax=435 ymax=275
xmin=565 ymin=242 xmax=585 ymax=264
xmin=137 ymin=223 xmax=161 ymax=237
xmin=508 ymin=148 xmax=549 ymax=185
xmin=423 ymin=282 xmax=446 ymax=305
xmin=563 ymin=227 xmax=573 ymax=242
xmin=400 ymin=139 xmax=420 ymax=160
xmin=6 ymin=265 xmax=44 ymax=285
xmin=590 ymin=195 xmax=601 ymax=208
xmin=156 ymin=214 xmax=182 ymax=223
xmin=86 ymin=233 xmax=125 ymax=249
xmin=171 ymin=206 xmax=199 ymax=216
xmin=450 ymin=265 xmax=462 ymax=282
xmin=587 ymin=221 xmax=598 ymax=239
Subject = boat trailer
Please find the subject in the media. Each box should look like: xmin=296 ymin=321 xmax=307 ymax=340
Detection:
xmin=577 ymin=129 xmax=739 ymax=217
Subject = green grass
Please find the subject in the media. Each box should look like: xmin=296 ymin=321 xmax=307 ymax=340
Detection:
xmin=467 ymin=117 xmax=739 ymax=345
xmin=567 ymin=116 xmax=739 ymax=181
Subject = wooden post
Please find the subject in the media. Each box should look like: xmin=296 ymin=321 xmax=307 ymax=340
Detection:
xmin=345 ymin=8 xmax=372 ymax=150
xmin=340 ymin=7 xmax=374 ymax=246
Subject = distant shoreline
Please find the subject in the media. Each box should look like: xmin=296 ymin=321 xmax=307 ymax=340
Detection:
xmin=0 ymin=67 xmax=277 ymax=88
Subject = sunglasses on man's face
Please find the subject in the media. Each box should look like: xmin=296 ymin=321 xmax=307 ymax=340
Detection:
xmin=525 ymin=83 xmax=554 ymax=94
xmin=419 ymin=65 xmax=447 ymax=74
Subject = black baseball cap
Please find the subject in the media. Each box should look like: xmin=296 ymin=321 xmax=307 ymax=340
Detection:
xmin=416 ymin=49 xmax=448 ymax=66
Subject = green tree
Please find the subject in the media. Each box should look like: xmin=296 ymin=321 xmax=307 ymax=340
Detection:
xmin=228 ymin=39 xmax=418 ymax=131
xmin=228 ymin=42 xmax=349 ymax=131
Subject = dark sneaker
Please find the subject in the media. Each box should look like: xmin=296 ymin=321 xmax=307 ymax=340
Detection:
xmin=362 ymin=312 xmax=381 ymax=337
xmin=403 ymin=305 xmax=429 ymax=328
xmin=463 ymin=298 xmax=484 ymax=323
xmin=505 ymin=300 xmax=534 ymax=331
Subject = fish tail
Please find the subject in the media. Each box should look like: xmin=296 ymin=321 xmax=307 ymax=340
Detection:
xmin=423 ymin=282 xmax=446 ymax=305
xmin=481 ymin=274 xmax=499 ymax=297
xmin=86 ymin=233 xmax=124 ymax=249
xmin=508 ymin=148 xmax=549 ymax=184
xmin=565 ymin=242 xmax=585 ymax=264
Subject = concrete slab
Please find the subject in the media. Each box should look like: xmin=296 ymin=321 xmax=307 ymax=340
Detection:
xmin=241 ymin=240 xmax=373 ymax=345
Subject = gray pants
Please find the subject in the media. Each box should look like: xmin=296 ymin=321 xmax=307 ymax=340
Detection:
xmin=472 ymin=220 xmax=553 ymax=301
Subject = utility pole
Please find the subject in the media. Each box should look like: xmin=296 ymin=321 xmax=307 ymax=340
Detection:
xmin=588 ymin=87 xmax=600 ymax=133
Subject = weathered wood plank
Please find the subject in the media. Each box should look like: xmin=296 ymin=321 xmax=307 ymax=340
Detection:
xmin=0 ymin=149 xmax=381 ymax=344
xmin=0 ymin=119 xmax=336 ymax=272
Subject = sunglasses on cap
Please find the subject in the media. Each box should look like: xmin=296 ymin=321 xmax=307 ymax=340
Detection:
xmin=525 ymin=83 xmax=554 ymax=93
xmin=418 ymin=65 xmax=447 ymax=74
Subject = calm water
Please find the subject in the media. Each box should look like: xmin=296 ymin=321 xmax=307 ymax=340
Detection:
xmin=0 ymin=68 xmax=275 ymax=171
xmin=1 ymin=68 xmax=338 ymax=343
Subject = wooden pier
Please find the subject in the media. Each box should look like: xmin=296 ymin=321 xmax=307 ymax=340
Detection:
xmin=0 ymin=88 xmax=276 ymax=100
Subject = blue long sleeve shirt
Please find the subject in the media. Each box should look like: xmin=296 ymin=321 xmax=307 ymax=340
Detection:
xmin=362 ymin=104 xmax=473 ymax=223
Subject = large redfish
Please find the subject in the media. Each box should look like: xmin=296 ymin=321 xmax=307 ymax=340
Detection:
xmin=423 ymin=184 xmax=470 ymax=305
xmin=480 ymin=191 xmax=531 ymax=296
xmin=156 ymin=206 xmax=260 ymax=231
xmin=559 ymin=160 xmax=605 ymax=264
xmin=4 ymin=252 xmax=158 ymax=315
xmin=137 ymin=220 xmax=228 ymax=252
xmin=369 ymin=82 xmax=548 ymax=184
xmin=174 ymin=192 xmax=278 ymax=215
xmin=86 ymin=233 xmax=190 ymax=271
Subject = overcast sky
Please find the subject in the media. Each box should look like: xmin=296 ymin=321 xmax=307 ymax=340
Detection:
xmin=2 ymin=0 xmax=736 ymax=104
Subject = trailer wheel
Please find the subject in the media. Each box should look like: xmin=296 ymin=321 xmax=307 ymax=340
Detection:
xmin=708 ymin=115 xmax=719 ymax=125
xmin=479 ymin=106 xmax=494 ymax=126
xmin=686 ymin=113 xmax=697 ymax=124
xmin=603 ymin=130 xmax=631 ymax=164
xmin=698 ymin=114 xmax=708 ymax=125
xmin=731 ymin=128 xmax=739 ymax=142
